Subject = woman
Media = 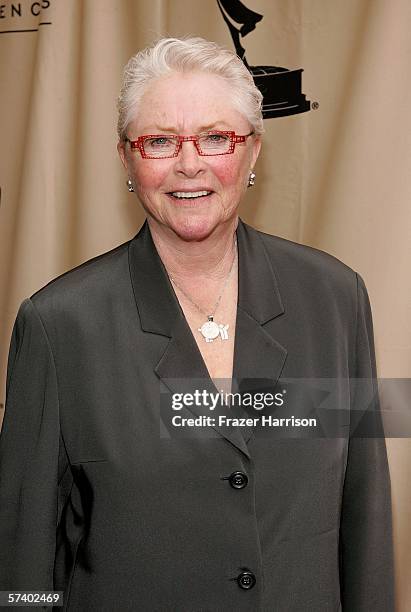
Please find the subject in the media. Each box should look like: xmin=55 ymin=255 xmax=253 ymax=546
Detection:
xmin=0 ymin=37 xmax=394 ymax=611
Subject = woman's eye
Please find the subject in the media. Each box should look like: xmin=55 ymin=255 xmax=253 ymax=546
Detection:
xmin=144 ymin=136 xmax=174 ymax=149
xmin=146 ymin=137 xmax=173 ymax=147
xmin=207 ymin=134 xmax=226 ymax=142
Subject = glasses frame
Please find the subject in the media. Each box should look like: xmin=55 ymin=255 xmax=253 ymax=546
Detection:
xmin=124 ymin=130 xmax=255 ymax=159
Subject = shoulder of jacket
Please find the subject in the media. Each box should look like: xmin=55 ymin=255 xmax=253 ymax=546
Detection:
xmin=245 ymin=222 xmax=358 ymax=288
xmin=29 ymin=239 xmax=131 ymax=316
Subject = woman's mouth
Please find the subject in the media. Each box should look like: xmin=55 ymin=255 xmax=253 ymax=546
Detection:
xmin=167 ymin=190 xmax=213 ymax=200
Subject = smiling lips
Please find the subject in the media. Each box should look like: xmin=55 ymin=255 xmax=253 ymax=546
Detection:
xmin=169 ymin=190 xmax=213 ymax=199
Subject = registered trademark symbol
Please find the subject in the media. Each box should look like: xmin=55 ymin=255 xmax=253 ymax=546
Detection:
xmin=311 ymin=101 xmax=320 ymax=110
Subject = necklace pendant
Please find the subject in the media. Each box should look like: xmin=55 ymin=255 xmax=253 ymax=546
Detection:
xmin=198 ymin=316 xmax=229 ymax=343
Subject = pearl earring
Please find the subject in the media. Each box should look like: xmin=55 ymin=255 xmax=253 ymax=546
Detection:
xmin=248 ymin=171 xmax=256 ymax=187
xmin=127 ymin=179 xmax=134 ymax=192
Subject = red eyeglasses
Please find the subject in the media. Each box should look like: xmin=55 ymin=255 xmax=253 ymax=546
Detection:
xmin=125 ymin=130 xmax=255 ymax=159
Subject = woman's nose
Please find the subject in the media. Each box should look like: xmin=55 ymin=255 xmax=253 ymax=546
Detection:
xmin=175 ymin=140 xmax=205 ymax=176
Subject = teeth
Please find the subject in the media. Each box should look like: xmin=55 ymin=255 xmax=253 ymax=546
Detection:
xmin=171 ymin=191 xmax=211 ymax=199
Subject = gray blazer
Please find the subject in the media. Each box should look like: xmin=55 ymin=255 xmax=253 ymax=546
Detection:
xmin=0 ymin=220 xmax=394 ymax=611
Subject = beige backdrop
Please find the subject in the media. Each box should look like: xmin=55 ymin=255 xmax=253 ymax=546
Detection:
xmin=1 ymin=0 xmax=410 ymax=608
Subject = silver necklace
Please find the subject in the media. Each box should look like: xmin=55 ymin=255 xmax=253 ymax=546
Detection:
xmin=168 ymin=239 xmax=237 ymax=343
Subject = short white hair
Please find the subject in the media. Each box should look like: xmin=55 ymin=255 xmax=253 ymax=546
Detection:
xmin=117 ymin=36 xmax=264 ymax=140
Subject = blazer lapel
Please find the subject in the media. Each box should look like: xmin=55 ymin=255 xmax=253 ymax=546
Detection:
xmin=128 ymin=220 xmax=287 ymax=456
xmin=232 ymin=221 xmax=288 ymax=442
xmin=128 ymin=221 xmax=250 ymax=457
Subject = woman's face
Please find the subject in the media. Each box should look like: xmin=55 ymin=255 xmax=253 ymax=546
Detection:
xmin=118 ymin=71 xmax=261 ymax=241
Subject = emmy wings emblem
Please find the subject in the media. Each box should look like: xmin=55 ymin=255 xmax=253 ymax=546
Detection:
xmin=217 ymin=0 xmax=312 ymax=118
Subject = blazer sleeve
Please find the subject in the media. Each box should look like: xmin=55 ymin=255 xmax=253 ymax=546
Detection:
xmin=340 ymin=274 xmax=395 ymax=611
xmin=0 ymin=298 xmax=68 ymax=597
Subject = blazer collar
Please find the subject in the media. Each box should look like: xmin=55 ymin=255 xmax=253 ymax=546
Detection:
xmin=128 ymin=219 xmax=287 ymax=457
xmin=128 ymin=219 xmax=284 ymax=333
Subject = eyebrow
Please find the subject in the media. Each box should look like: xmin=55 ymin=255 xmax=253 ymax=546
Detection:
xmin=147 ymin=122 xmax=232 ymax=133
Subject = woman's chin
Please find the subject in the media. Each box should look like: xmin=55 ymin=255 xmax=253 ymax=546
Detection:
xmin=168 ymin=214 xmax=221 ymax=242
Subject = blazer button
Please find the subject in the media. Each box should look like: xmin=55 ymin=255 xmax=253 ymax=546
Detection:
xmin=237 ymin=570 xmax=256 ymax=590
xmin=229 ymin=471 xmax=248 ymax=489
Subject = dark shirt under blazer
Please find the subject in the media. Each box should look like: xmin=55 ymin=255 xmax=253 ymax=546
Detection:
xmin=0 ymin=220 xmax=394 ymax=611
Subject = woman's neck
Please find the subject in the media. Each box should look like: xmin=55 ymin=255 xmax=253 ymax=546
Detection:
xmin=147 ymin=217 xmax=239 ymax=282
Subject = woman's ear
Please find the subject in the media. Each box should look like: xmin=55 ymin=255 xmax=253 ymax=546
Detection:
xmin=117 ymin=141 xmax=128 ymax=170
xmin=251 ymin=135 xmax=262 ymax=168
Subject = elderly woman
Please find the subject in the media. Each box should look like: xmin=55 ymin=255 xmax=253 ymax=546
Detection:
xmin=0 ymin=37 xmax=394 ymax=611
